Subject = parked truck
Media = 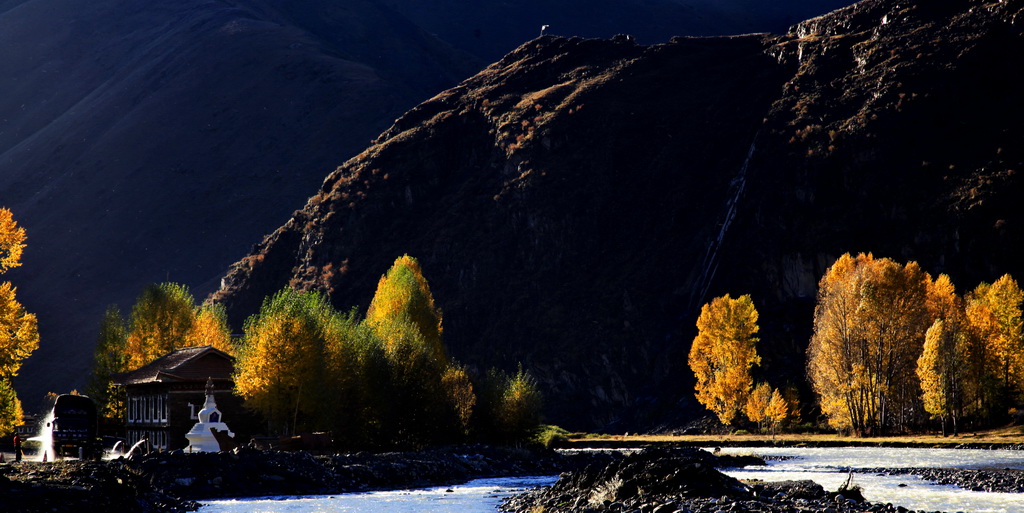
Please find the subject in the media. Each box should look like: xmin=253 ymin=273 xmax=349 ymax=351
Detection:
xmin=45 ymin=394 xmax=99 ymax=459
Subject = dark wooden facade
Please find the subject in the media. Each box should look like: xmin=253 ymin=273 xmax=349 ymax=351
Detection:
xmin=113 ymin=346 xmax=252 ymax=451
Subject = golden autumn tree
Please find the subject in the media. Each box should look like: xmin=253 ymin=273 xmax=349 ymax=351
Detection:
xmin=124 ymin=282 xmax=198 ymax=369
xmin=234 ymin=288 xmax=331 ymax=435
xmin=184 ymin=303 xmax=236 ymax=356
xmin=765 ymin=388 xmax=790 ymax=435
xmin=744 ymin=382 xmax=771 ymax=431
xmin=366 ymin=255 xmax=444 ymax=361
xmin=807 ymin=253 xmax=930 ymax=435
xmin=0 ymin=208 xmax=37 ymax=436
xmin=965 ymin=275 xmax=1024 ymax=417
xmin=917 ymin=318 xmax=972 ymax=436
xmin=0 ymin=209 xmax=26 ymax=273
xmin=688 ymin=293 xmax=760 ymax=426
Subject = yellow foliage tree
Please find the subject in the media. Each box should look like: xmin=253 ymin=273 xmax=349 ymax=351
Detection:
xmin=0 ymin=208 xmax=37 ymax=437
xmin=745 ymin=382 xmax=771 ymax=431
xmin=688 ymin=293 xmax=760 ymax=426
xmin=807 ymin=253 xmax=929 ymax=435
xmin=184 ymin=304 xmax=236 ymax=356
xmin=965 ymin=275 xmax=1024 ymax=416
xmin=234 ymin=288 xmax=329 ymax=435
xmin=0 ymin=282 xmax=39 ymax=379
xmin=124 ymin=282 xmax=198 ymax=369
xmin=0 ymin=379 xmax=23 ymax=437
xmin=917 ymin=318 xmax=972 ymax=436
xmin=0 ymin=208 xmax=26 ymax=274
xmin=366 ymin=255 xmax=444 ymax=361
xmin=765 ymin=388 xmax=790 ymax=435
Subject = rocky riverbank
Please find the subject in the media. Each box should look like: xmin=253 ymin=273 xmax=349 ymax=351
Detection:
xmin=0 ymin=444 xmax=607 ymax=512
xmin=0 ymin=458 xmax=198 ymax=513
xmin=501 ymin=448 xmax=931 ymax=513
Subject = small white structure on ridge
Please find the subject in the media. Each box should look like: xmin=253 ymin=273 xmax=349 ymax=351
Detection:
xmin=185 ymin=378 xmax=234 ymax=452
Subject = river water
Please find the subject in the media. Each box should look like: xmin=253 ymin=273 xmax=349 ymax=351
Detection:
xmin=199 ymin=447 xmax=1024 ymax=513
xmin=199 ymin=475 xmax=557 ymax=513
xmin=715 ymin=446 xmax=1024 ymax=513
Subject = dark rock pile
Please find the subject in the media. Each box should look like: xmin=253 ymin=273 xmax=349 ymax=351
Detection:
xmin=132 ymin=444 xmax=602 ymax=500
xmin=501 ymin=448 xmax=931 ymax=513
xmin=860 ymin=467 xmax=1024 ymax=493
xmin=0 ymin=460 xmax=197 ymax=513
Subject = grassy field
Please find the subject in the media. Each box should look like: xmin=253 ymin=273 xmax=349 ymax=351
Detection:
xmin=566 ymin=425 xmax=1024 ymax=448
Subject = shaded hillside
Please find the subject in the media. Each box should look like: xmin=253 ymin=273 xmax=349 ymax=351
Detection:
xmin=1 ymin=0 xmax=478 ymax=402
xmin=213 ymin=0 xmax=1024 ymax=430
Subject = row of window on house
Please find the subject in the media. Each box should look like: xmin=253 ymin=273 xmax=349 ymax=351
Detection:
xmin=127 ymin=394 xmax=169 ymax=425
xmin=126 ymin=428 xmax=169 ymax=452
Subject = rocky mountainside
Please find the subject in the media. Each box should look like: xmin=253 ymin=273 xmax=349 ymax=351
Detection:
xmin=0 ymin=0 xmax=854 ymax=412
xmin=212 ymin=0 xmax=1024 ymax=430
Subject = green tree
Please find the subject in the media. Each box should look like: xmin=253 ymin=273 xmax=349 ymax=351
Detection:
xmin=86 ymin=306 xmax=129 ymax=421
xmin=688 ymin=293 xmax=760 ymax=426
xmin=321 ymin=311 xmax=388 ymax=448
xmin=0 ymin=208 xmax=36 ymax=437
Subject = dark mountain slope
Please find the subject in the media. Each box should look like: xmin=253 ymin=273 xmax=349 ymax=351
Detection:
xmin=1 ymin=0 xmax=478 ymax=400
xmin=1 ymin=0 xmax=857 ymax=409
xmin=213 ymin=34 xmax=789 ymax=429
xmin=213 ymin=0 xmax=1024 ymax=430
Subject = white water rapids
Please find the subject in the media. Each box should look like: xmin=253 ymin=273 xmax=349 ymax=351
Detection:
xmin=715 ymin=446 xmax=1024 ymax=513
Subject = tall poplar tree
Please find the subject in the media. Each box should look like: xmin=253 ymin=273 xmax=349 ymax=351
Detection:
xmin=86 ymin=306 xmax=129 ymax=421
xmin=965 ymin=275 xmax=1024 ymax=417
xmin=0 ymin=208 xmax=37 ymax=436
xmin=366 ymin=255 xmax=444 ymax=361
xmin=688 ymin=293 xmax=760 ymax=426
xmin=234 ymin=288 xmax=332 ymax=435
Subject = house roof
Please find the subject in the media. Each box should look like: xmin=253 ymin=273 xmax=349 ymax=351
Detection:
xmin=114 ymin=345 xmax=235 ymax=386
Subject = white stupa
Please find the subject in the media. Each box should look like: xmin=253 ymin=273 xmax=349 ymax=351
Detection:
xmin=185 ymin=378 xmax=235 ymax=452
